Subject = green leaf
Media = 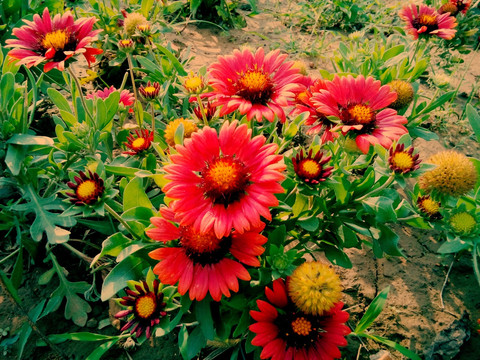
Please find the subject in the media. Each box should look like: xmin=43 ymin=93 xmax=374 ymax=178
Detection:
xmin=354 ymin=286 xmax=390 ymax=334
xmin=100 ymin=246 xmax=156 ymax=301
xmin=179 ymin=325 xmax=207 ymax=360
xmin=377 ymin=225 xmax=404 ymax=257
xmin=12 ymin=185 xmax=75 ymax=244
xmin=233 ymin=309 xmax=251 ymax=338
xmin=123 ymin=177 xmax=153 ymax=211
xmin=1 ymin=72 xmax=14 ymax=109
xmin=47 ymin=332 xmax=119 ymax=343
xmin=6 ymin=134 xmax=54 ymax=146
xmin=362 ymin=196 xmax=397 ymax=223
xmin=196 ymin=299 xmax=215 ymax=340
xmin=17 ymin=300 xmax=46 ymax=359
xmin=105 ymin=164 xmax=142 ymax=177
xmin=11 ymin=248 xmax=23 ymax=289
xmin=91 ymin=233 xmax=133 ymax=266
xmin=382 ymin=44 xmax=404 ymax=61
xmin=155 ymin=45 xmax=187 ymax=76
xmin=47 ymin=88 xmax=72 ymax=114
xmin=86 ymin=338 xmax=121 ymax=360
xmin=361 ymin=333 xmax=421 ymax=360
xmin=174 ymin=122 xmax=184 ymax=145
xmin=466 ymin=104 xmax=480 ymax=143
xmin=268 ymin=225 xmax=286 ymax=246
xmin=411 ymin=91 xmax=456 ymax=120
xmin=140 ymin=0 xmax=154 ymax=17
xmin=408 ymin=126 xmax=439 ymax=141
xmin=298 ymin=216 xmax=319 ymax=232
xmin=292 ymin=193 xmax=308 ymax=217
xmin=0 ymin=269 xmax=21 ymax=303
xmin=324 ymin=245 xmax=352 ymax=268
xmin=437 ymin=237 xmax=471 ymax=254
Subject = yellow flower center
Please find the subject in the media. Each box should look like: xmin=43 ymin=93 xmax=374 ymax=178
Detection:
xmin=239 ymin=70 xmax=269 ymax=93
xmin=76 ymin=180 xmax=98 ymax=201
xmin=391 ymin=151 xmax=414 ymax=171
xmin=297 ymin=91 xmax=310 ymax=104
xmin=164 ymin=118 xmax=198 ymax=147
xmin=180 ymin=226 xmax=223 ymax=254
xmin=300 ymin=159 xmax=321 ymax=177
xmin=131 ymin=138 xmax=146 ymax=149
xmin=42 ymin=30 xmax=69 ymax=50
xmin=120 ymin=39 xmax=132 ymax=46
xmin=137 ymin=24 xmax=150 ymax=32
xmin=201 ymin=156 xmax=250 ymax=205
xmin=419 ymin=197 xmax=440 ymax=216
xmin=348 ymin=104 xmax=375 ymax=124
xmin=287 ymin=262 xmax=342 ymax=316
xmin=450 ymin=212 xmax=476 ymax=234
xmin=143 ymin=86 xmax=157 ymax=95
xmin=185 ymin=77 xmax=203 ymax=92
xmin=135 ymin=293 xmax=157 ymax=319
xmin=418 ymin=14 xmax=437 ymax=26
xmin=291 ymin=317 xmax=312 ymax=336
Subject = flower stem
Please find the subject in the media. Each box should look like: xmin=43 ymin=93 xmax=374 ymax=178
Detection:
xmin=196 ymin=95 xmax=209 ymax=126
xmin=126 ymin=53 xmax=139 ymax=126
xmin=104 ymin=203 xmax=140 ymax=239
xmin=0 ymin=248 xmax=20 ymax=265
xmin=150 ymin=102 xmax=156 ymax=135
xmin=473 ymin=243 xmax=480 ymax=288
xmin=67 ymin=67 xmax=95 ymax=124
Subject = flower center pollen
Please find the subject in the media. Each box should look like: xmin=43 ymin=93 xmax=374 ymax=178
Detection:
xmin=450 ymin=212 xmax=476 ymax=234
xmin=391 ymin=152 xmax=414 ymax=171
xmin=185 ymin=77 xmax=203 ymax=92
xmin=131 ymin=138 xmax=146 ymax=149
xmin=76 ymin=180 xmax=98 ymax=201
xmin=135 ymin=293 xmax=157 ymax=319
xmin=42 ymin=30 xmax=69 ymax=50
xmin=291 ymin=317 xmax=312 ymax=336
xmin=418 ymin=14 xmax=437 ymax=26
xmin=239 ymin=70 xmax=269 ymax=93
xmin=200 ymin=156 xmax=250 ymax=206
xmin=420 ymin=198 xmax=440 ymax=215
xmin=143 ymin=86 xmax=156 ymax=95
xmin=300 ymin=159 xmax=321 ymax=178
xmin=348 ymin=104 xmax=375 ymax=124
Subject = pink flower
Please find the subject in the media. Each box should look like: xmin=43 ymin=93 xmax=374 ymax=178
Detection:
xmin=207 ymin=48 xmax=302 ymax=123
xmin=311 ymin=75 xmax=408 ymax=154
xmin=86 ymin=86 xmax=134 ymax=112
xmin=147 ymin=206 xmax=267 ymax=301
xmin=290 ymin=77 xmax=338 ymax=143
xmin=399 ymin=4 xmax=457 ymax=40
xmin=450 ymin=0 xmax=471 ymax=15
xmin=6 ymin=7 xmax=103 ymax=72
xmin=163 ymin=120 xmax=286 ymax=239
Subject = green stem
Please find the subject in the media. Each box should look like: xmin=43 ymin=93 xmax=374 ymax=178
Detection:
xmin=67 ymin=67 xmax=95 ymax=124
xmin=0 ymin=248 xmax=20 ymax=265
xmin=61 ymin=242 xmax=93 ymax=264
xmin=150 ymin=102 xmax=156 ymax=135
xmin=196 ymin=95 xmax=208 ymax=126
xmin=126 ymin=53 xmax=139 ymax=126
xmin=473 ymin=243 xmax=480 ymax=288
xmin=104 ymin=203 xmax=140 ymax=239
xmin=356 ymin=173 xmax=395 ymax=202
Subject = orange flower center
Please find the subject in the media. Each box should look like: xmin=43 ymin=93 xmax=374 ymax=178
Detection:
xmin=299 ymin=159 xmax=321 ymax=178
xmin=135 ymin=293 xmax=157 ymax=319
xmin=291 ymin=317 xmax=312 ymax=336
xmin=348 ymin=104 xmax=375 ymax=124
xmin=76 ymin=180 xmax=98 ymax=201
xmin=391 ymin=151 xmax=414 ymax=172
xmin=180 ymin=226 xmax=223 ymax=254
xmin=42 ymin=30 xmax=69 ymax=50
xmin=131 ymin=137 xmax=146 ymax=149
xmin=144 ymin=86 xmax=156 ymax=94
xmin=239 ymin=70 xmax=269 ymax=93
xmin=418 ymin=14 xmax=437 ymax=26
xmin=200 ymin=156 xmax=250 ymax=205
xmin=296 ymin=91 xmax=310 ymax=104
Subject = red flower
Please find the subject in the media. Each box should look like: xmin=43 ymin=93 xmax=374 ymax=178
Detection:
xmin=292 ymin=149 xmax=333 ymax=184
xmin=399 ymin=4 xmax=457 ymax=40
xmin=66 ymin=170 xmax=104 ymax=205
xmin=450 ymin=0 xmax=471 ymax=14
xmin=86 ymin=86 xmax=135 ymax=112
xmin=208 ymin=48 xmax=302 ymax=122
xmin=147 ymin=206 xmax=267 ymax=301
xmin=311 ymin=75 xmax=408 ymax=154
xmin=123 ymin=129 xmax=154 ymax=155
xmin=250 ymin=278 xmax=350 ymax=360
xmin=163 ymin=121 xmax=285 ymax=239
xmin=6 ymin=7 xmax=103 ymax=72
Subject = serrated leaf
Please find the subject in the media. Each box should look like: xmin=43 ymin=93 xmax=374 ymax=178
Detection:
xmin=12 ymin=185 xmax=75 ymax=244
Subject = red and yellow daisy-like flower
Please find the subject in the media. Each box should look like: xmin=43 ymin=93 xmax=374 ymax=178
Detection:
xmin=114 ymin=278 xmax=167 ymax=339
xmin=450 ymin=0 xmax=471 ymax=15
xmin=66 ymin=170 xmax=105 ymax=205
xmin=86 ymin=86 xmax=135 ymax=112
xmin=290 ymin=77 xmax=337 ymax=143
xmin=311 ymin=75 xmax=408 ymax=154
xmin=250 ymin=278 xmax=350 ymax=360
xmin=193 ymin=100 xmax=217 ymax=122
xmin=147 ymin=206 xmax=267 ymax=301
xmin=163 ymin=120 xmax=286 ymax=239
xmin=6 ymin=7 xmax=103 ymax=72
xmin=139 ymin=81 xmax=161 ymax=100
xmin=417 ymin=195 xmax=442 ymax=220
xmin=389 ymin=143 xmax=421 ymax=174
xmin=207 ymin=48 xmax=302 ymax=123
xmin=399 ymin=4 xmax=457 ymax=40
xmin=124 ymin=129 xmax=154 ymax=155
xmin=292 ymin=149 xmax=333 ymax=184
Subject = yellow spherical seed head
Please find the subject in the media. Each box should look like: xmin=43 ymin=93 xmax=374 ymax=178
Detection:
xmin=135 ymin=294 xmax=157 ymax=319
xmin=388 ymin=80 xmax=414 ymax=110
xmin=419 ymin=150 xmax=478 ymax=197
xmin=450 ymin=212 xmax=476 ymax=235
xmin=287 ymin=262 xmax=342 ymax=315
xmin=124 ymin=13 xmax=148 ymax=35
